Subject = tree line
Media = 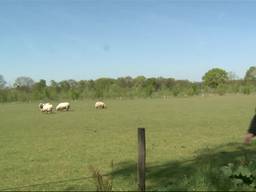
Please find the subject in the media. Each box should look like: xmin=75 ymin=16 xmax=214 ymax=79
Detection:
xmin=1 ymin=66 xmax=256 ymax=102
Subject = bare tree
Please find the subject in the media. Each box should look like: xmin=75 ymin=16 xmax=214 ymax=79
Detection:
xmin=14 ymin=76 xmax=34 ymax=88
xmin=0 ymin=75 xmax=6 ymax=89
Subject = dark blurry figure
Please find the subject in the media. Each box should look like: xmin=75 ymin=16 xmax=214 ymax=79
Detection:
xmin=244 ymin=114 xmax=256 ymax=144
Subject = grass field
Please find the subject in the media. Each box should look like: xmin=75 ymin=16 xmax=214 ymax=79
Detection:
xmin=1 ymin=95 xmax=256 ymax=191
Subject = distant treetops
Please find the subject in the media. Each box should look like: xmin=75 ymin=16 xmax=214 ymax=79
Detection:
xmin=0 ymin=66 xmax=256 ymax=102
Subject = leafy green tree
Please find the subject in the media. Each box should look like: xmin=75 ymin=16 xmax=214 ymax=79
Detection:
xmin=244 ymin=66 xmax=256 ymax=81
xmin=172 ymin=86 xmax=180 ymax=96
xmin=59 ymin=80 xmax=71 ymax=91
xmin=33 ymin=79 xmax=46 ymax=91
xmin=133 ymin=76 xmax=146 ymax=97
xmin=202 ymin=68 xmax=228 ymax=88
xmin=134 ymin=76 xmax=146 ymax=87
xmin=0 ymin=89 xmax=8 ymax=102
xmin=94 ymin=78 xmax=115 ymax=98
xmin=50 ymin=80 xmax=58 ymax=88
xmin=47 ymin=80 xmax=60 ymax=100
xmin=69 ymin=89 xmax=80 ymax=100
xmin=32 ymin=79 xmax=47 ymax=99
xmin=144 ymin=78 xmax=158 ymax=96
xmin=242 ymin=85 xmax=251 ymax=95
xmin=165 ymin=78 xmax=176 ymax=90
xmin=117 ymin=76 xmax=133 ymax=88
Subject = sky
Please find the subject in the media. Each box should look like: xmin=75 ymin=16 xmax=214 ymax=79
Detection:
xmin=0 ymin=0 xmax=256 ymax=85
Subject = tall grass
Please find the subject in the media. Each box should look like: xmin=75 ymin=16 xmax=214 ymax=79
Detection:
xmin=88 ymin=161 xmax=113 ymax=191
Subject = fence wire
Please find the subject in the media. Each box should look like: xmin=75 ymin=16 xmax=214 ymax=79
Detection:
xmin=0 ymin=174 xmax=109 ymax=191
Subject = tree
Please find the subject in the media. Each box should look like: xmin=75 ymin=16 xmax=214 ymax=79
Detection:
xmin=32 ymin=79 xmax=47 ymax=99
xmin=134 ymin=76 xmax=146 ymax=89
xmin=117 ymin=76 xmax=133 ymax=88
xmin=0 ymin=75 xmax=6 ymax=89
xmin=14 ymin=76 xmax=34 ymax=88
xmin=144 ymin=78 xmax=157 ymax=96
xmin=244 ymin=66 xmax=256 ymax=81
xmin=67 ymin=79 xmax=78 ymax=88
xmin=228 ymin=71 xmax=239 ymax=80
xmin=47 ymin=80 xmax=60 ymax=100
xmin=59 ymin=80 xmax=71 ymax=91
xmin=50 ymin=80 xmax=58 ymax=88
xmin=202 ymin=68 xmax=228 ymax=88
xmin=94 ymin=78 xmax=115 ymax=98
xmin=33 ymin=79 xmax=46 ymax=90
xmin=165 ymin=78 xmax=175 ymax=90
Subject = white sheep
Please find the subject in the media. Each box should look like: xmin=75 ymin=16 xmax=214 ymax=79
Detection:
xmin=56 ymin=102 xmax=70 ymax=111
xmin=39 ymin=103 xmax=53 ymax=113
xmin=95 ymin=101 xmax=106 ymax=109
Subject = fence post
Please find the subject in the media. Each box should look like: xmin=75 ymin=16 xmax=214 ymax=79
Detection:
xmin=138 ymin=128 xmax=146 ymax=192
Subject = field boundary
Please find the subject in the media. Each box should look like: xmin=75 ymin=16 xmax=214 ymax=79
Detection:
xmin=0 ymin=174 xmax=110 ymax=191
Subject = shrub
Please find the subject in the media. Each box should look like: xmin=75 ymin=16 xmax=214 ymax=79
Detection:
xmin=221 ymin=156 xmax=256 ymax=189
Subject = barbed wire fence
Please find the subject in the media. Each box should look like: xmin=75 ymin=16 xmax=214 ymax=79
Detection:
xmin=0 ymin=174 xmax=110 ymax=191
xmin=1 ymin=128 xmax=146 ymax=191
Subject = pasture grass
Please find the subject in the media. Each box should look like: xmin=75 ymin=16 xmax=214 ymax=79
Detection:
xmin=0 ymin=95 xmax=256 ymax=191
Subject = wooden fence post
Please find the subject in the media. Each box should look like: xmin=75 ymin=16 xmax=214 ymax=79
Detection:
xmin=138 ymin=128 xmax=146 ymax=192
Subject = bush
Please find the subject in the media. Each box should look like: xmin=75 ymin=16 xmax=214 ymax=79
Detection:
xmin=221 ymin=156 xmax=256 ymax=189
xmin=242 ymin=86 xmax=251 ymax=95
xmin=216 ymin=84 xmax=227 ymax=96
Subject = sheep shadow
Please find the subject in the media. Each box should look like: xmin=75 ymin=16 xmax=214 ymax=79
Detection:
xmin=110 ymin=142 xmax=256 ymax=191
xmin=56 ymin=109 xmax=74 ymax=112
xmin=40 ymin=111 xmax=57 ymax=115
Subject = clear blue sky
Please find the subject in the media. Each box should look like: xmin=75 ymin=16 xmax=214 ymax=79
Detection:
xmin=0 ymin=0 xmax=256 ymax=84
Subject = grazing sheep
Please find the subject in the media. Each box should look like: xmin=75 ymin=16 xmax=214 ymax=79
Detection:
xmin=95 ymin=101 xmax=106 ymax=109
xmin=39 ymin=103 xmax=53 ymax=113
xmin=39 ymin=103 xmax=44 ymax=110
xmin=39 ymin=102 xmax=50 ymax=111
xmin=56 ymin=102 xmax=70 ymax=111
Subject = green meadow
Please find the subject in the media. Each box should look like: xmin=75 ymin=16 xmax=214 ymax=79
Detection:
xmin=1 ymin=95 xmax=256 ymax=191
